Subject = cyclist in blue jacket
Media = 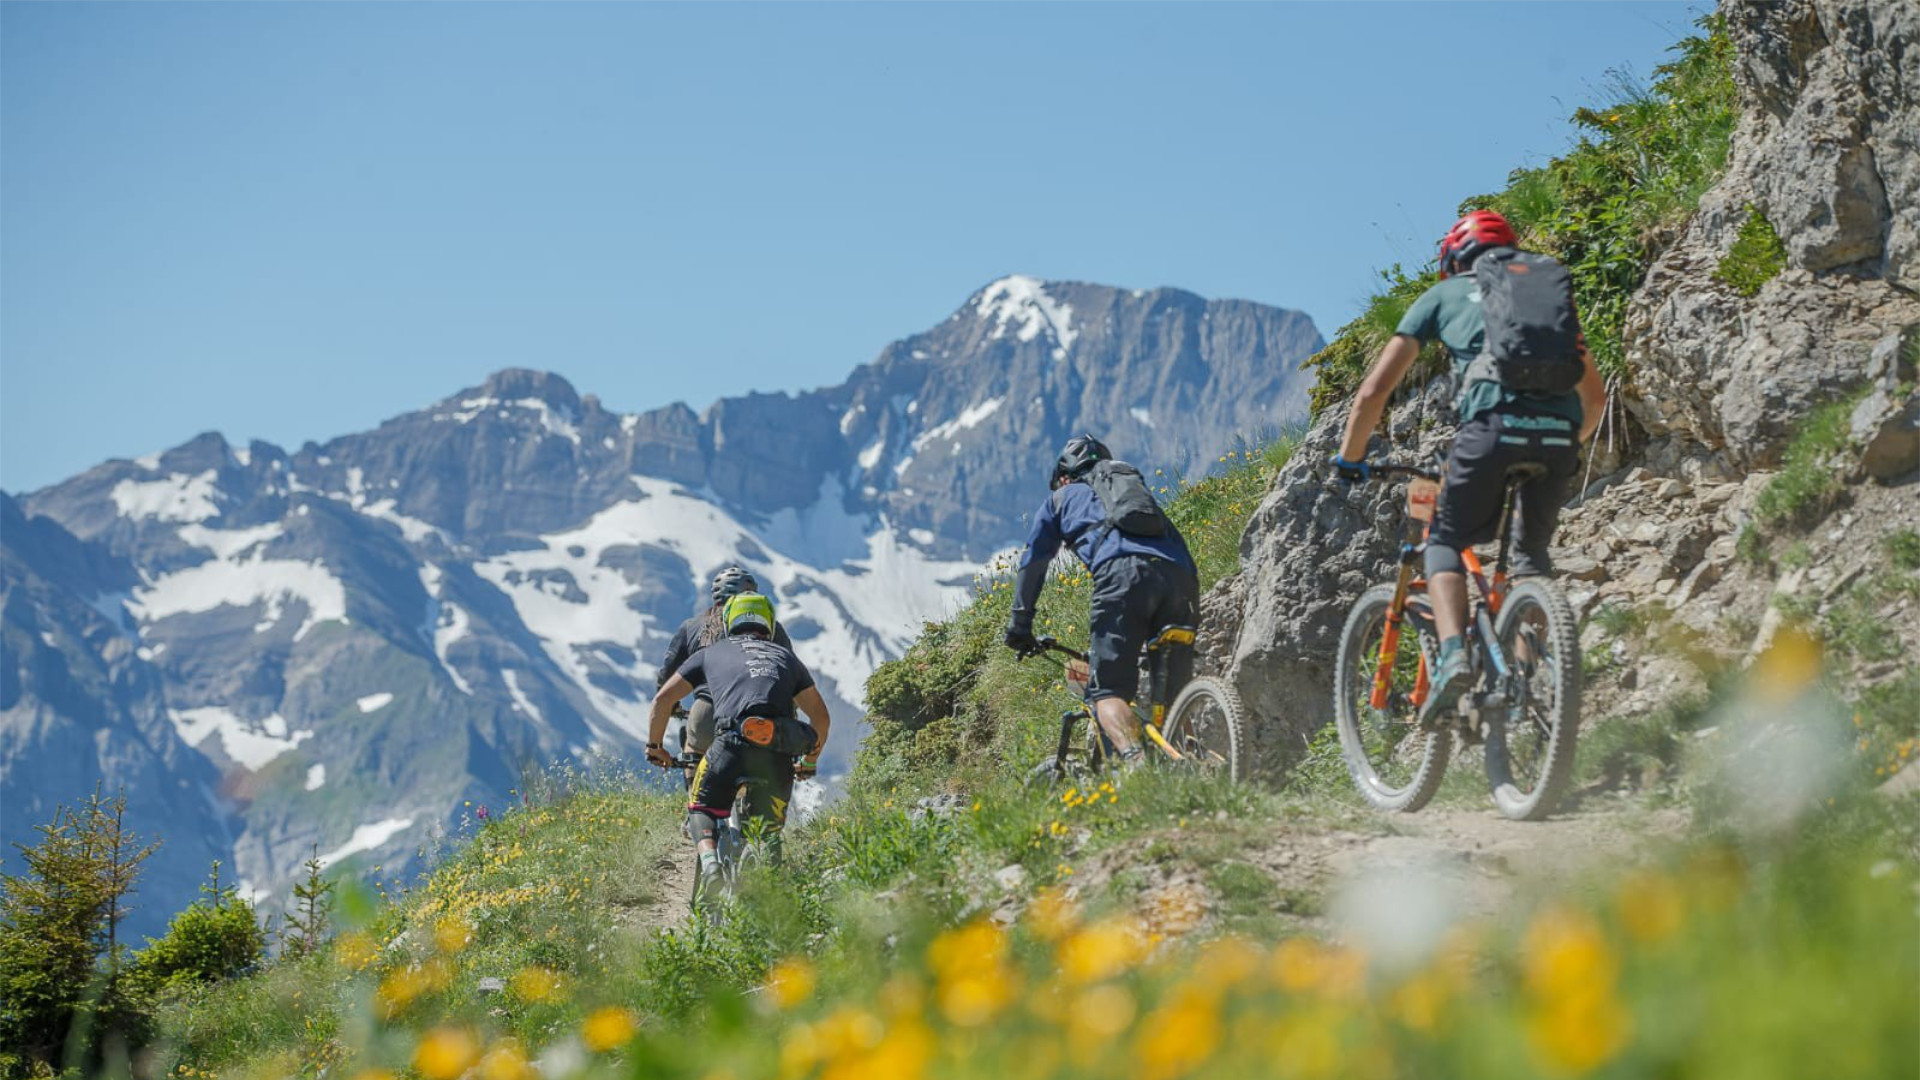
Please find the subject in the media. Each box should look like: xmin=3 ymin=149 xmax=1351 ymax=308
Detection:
xmin=1004 ymin=435 xmax=1198 ymax=766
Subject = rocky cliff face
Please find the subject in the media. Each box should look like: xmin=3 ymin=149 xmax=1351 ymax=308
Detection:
xmin=1206 ymin=0 xmax=1919 ymax=769
xmin=2 ymin=277 xmax=1320 ymax=934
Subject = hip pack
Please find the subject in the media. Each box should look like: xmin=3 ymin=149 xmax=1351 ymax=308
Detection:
xmin=737 ymin=715 xmax=817 ymax=757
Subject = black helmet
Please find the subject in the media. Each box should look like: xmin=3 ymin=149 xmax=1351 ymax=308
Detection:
xmin=709 ymin=565 xmax=759 ymax=606
xmin=1051 ymin=434 xmax=1111 ymax=490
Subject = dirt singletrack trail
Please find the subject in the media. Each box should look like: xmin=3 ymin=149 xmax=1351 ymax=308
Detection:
xmin=614 ymin=839 xmax=696 ymax=938
xmin=1330 ymin=800 xmax=1689 ymax=919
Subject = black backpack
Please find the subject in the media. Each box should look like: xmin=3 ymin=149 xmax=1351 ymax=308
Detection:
xmin=1062 ymin=459 xmax=1169 ymax=545
xmin=1473 ymin=247 xmax=1585 ymax=394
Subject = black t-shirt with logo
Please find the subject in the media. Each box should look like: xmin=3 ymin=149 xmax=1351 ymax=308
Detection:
xmin=657 ymin=613 xmax=793 ymax=703
xmin=674 ymin=634 xmax=815 ymax=728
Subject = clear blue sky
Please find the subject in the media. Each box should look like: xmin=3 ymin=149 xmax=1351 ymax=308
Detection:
xmin=1 ymin=1 xmax=1706 ymax=493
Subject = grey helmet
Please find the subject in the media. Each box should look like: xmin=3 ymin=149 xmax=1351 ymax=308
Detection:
xmin=1051 ymin=434 xmax=1112 ymax=490
xmin=709 ymin=565 xmax=759 ymax=607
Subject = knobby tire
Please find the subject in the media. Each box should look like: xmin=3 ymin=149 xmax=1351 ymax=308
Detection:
xmin=1333 ymin=583 xmax=1452 ymax=812
xmin=1486 ymin=578 xmax=1581 ymax=820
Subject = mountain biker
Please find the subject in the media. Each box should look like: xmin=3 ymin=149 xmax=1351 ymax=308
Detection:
xmin=1003 ymin=435 xmax=1199 ymax=767
xmin=645 ymin=592 xmax=829 ymax=886
xmin=656 ymin=566 xmax=793 ymax=761
xmin=1331 ymin=209 xmax=1606 ymax=725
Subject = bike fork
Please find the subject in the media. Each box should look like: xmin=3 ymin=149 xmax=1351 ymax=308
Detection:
xmin=1054 ymin=710 xmax=1082 ymax=772
xmin=1370 ymin=563 xmax=1419 ymax=710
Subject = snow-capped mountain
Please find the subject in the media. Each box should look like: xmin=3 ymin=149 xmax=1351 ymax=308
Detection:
xmin=1 ymin=276 xmax=1320 ymax=933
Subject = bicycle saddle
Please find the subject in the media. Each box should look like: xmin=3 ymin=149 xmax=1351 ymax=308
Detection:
xmin=1146 ymin=625 xmax=1197 ymax=652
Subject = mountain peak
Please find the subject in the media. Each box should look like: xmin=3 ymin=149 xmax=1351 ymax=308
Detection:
xmin=469 ymin=369 xmax=582 ymax=415
xmin=971 ymin=274 xmax=1079 ymax=351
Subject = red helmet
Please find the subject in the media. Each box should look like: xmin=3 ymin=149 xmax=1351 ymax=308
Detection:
xmin=1438 ymin=210 xmax=1517 ymax=278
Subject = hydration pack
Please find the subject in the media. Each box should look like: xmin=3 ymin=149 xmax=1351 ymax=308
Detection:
xmin=1073 ymin=459 xmax=1169 ymax=541
xmin=1471 ymin=248 xmax=1585 ymax=394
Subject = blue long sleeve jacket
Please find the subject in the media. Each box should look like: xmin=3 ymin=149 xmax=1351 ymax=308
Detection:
xmin=1008 ymin=481 xmax=1195 ymax=633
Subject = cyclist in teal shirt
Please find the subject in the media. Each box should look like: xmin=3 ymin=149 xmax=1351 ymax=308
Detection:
xmin=1332 ymin=211 xmax=1605 ymax=725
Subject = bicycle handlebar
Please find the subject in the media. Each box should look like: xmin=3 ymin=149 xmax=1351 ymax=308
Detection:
xmin=1368 ymin=462 xmax=1442 ymax=483
xmin=1030 ymin=636 xmax=1089 ymax=663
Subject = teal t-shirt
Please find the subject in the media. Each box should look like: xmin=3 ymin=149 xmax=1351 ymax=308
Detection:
xmin=1395 ymin=274 xmax=1583 ymax=426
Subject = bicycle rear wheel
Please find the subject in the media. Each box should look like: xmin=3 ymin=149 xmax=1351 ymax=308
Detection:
xmin=1486 ymin=579 xmax=1581 ymax=820
xmin=1163 ymin=676 xmax=1246 ymax=782
xmin=1333 ymin=584 xmax=1451 ymax=812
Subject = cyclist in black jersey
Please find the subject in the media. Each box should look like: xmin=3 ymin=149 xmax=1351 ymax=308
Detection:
xmin=646 ymin=593 xmax=828 ymax=885
xmin=656 ymin=566 xmax=792 ymax=760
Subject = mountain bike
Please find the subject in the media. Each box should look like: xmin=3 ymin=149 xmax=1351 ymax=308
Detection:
xmin=1332 ymin=462 xmax=1581 ymax=820
xmin=1023 ymin=625 xmax=1247 ymax=783
xmin=664 ymin=748 xmax=814 ymax=912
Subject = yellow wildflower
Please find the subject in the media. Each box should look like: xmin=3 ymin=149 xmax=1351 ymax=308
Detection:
xmin=1065 ymin=984 xmax=1135 ymax=1064
xmin=1135 ymin=984 xmax=1221 ymax=1080
xmin=511 ymin=965 xmax=566 ymax=1003
xmin=413 ymin=1027 xmax=480 ymax=1080
xmin=334 ymin=931 xmax=378 ymax=972
xmin=581 ymin=1006 xmax=638 ymax=1052
xmin=768 ymin=956 xmax=817 ymax=1010
xmin=1523 ymin=908 xmax=1618 ymax=999
xmin=1058 ymin=916 xmax=1145 ymax=984
xmin=478 ymin=1040 xmax=535 ymax=1080
xmin=433 ymin=915 xmax=472 ymax=954
xmin=1527 ymin=986 xmax=1632 ymax=1074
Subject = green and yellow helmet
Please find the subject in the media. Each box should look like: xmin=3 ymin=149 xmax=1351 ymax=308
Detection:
xmin=723 ymin=592 xmax=776 ymax=636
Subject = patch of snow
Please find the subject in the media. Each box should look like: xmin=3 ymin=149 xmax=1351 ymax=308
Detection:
xmin=237 ymin=879 xmax=274 ymax=906
xmin=317 ymin=455 xmax=332 ymax=466
xmin=178 ymin=522 xmax=284 ymax=559
xmin=892 ymin=455 xmax=915 ymax=477
xmin=356 ymin=692 xmax=394 ymax=713
xmin=602 ymin=436 xmax=616 ymax=451
xmin=621 ymin=414 xmax=639 ymax=433
xmin=437 ymin=397 xmax=580 ymax=443
xmin=418 ymin=565 xmax=474 ymax=694
xmin=857 ymin=440 xmax=885 ymax=470
xmin=908 ymin=528 xmax=936 ymax=546
xmin=503 ymin=670 xmax=543 ymax=723
xmin=132 ymin=551 xmax=348 ymax=641
xmin=911 ymin=398 xmax=1003 ymax=453
xmin=39 ymin=631 xmax=57 ymax=647
xmin=232 ymin=447 xmax=252 ymax=467
xmin=360 ymin=500 xmax=442 ymax=543
xmin=135 ymin=452 xmax=163 ymax=471
xmin=345 ymin=466 xmax=367 ymax=507
xmin=839 ymin=404 xmax=865 ymax=436
xmin=906 ymin=399 xmax=919 ymax=415
xmin=305 ymin=763 xmax=327 ymax=791
xmin=110 ymin=471 xmax=223 ymax=522
xmin=168 ymin=707 xmax=313 ymax=770
xmin=1130 ymin=407 xmax=1155 ymax=429
xmin=316 ymin=816 xmax=416 ymax=869
xmin=975 ymin=275 xmax=1078 ymax=353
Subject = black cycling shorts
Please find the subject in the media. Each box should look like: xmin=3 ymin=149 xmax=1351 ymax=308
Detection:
xmin=688 ymin=731 xmax=796 ymax=829
xmin=1429 ymin=408 xmax=1580 ymax=576
xmin=1087 ymin=554 xmax=1199 ymax=703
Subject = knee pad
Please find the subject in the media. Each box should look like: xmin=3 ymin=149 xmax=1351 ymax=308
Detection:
xmin=1424 ymin=542 xmax=1465 ymax=578
xmin=686 ymin=810 xmax=719 ymax=847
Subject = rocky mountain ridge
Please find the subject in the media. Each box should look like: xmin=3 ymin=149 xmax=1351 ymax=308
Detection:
xmin=2 ymin=276 xmax=1321 ymax=934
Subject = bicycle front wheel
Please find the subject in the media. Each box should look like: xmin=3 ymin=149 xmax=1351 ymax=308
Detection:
xmin=1486 ymin=578 xmax=1581 ymax=820
xmin=1333 ymin=583 xmax=1451 ymax=812
xmin=1163 ymin=676 xmax=1246 ymax=782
